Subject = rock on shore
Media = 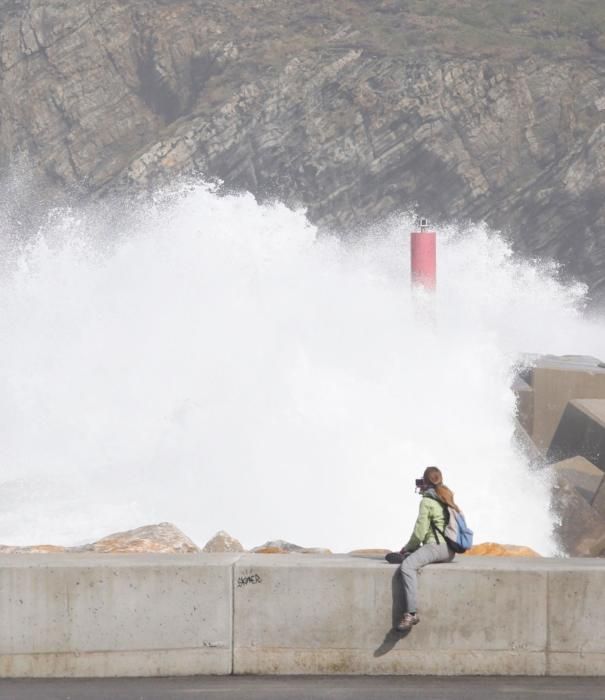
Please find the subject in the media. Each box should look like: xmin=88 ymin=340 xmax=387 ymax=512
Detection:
xmin=251 ymin=540 xmax=332 ymax=554
xmin=0 ymin=526 xmax=562 ymax=558
xmin=84 ymin=522 xmax=200 ymax=554
xmin=464 ymin=543 xmax=540 ymax=557
xmin=0 ymin=522 xmax=200 ymax=555
xmin=203 ymin=530 xmax=245 ymax=553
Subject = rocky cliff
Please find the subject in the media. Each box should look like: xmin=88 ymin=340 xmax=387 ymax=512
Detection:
xmin=1 ymin=0 xmax=605 ymax=302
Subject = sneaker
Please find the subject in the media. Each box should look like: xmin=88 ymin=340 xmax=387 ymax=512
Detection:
xmin=385 ymin=551 xmax=405 ymax=564
xmin=396 ymin=612 xmax=419 ymax=632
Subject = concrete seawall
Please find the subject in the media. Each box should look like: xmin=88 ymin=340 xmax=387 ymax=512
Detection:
xmin=0 ymin=554 xmax=603 ymax=677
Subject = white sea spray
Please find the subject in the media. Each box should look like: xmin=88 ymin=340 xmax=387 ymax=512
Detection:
xmin=0 ymin=181 xmax=603 ymax=553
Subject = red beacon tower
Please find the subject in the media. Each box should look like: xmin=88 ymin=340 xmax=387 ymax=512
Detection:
xmin=410 ymin=217 xmax=436 ymax=291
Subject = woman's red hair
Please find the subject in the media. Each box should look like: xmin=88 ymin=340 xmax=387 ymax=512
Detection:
xmin=423 ymin=466 xmax=460 ymax=512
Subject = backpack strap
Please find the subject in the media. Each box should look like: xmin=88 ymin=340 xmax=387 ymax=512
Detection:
xmin=430 ymin=519 xmax=445 ymax=545
xmin=429 ymin=499 xmax=450 ymax=546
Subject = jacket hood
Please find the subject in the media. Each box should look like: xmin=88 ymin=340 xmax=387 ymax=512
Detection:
xmin=423 ymin=487 xmax=438 ymax=500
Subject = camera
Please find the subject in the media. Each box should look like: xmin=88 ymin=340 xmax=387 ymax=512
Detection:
xmin=415 ymin=478 xmax=424 ymax=489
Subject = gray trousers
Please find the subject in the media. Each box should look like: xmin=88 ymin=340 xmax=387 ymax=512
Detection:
xmin=399 ymin=542 xmax=455 ymax=613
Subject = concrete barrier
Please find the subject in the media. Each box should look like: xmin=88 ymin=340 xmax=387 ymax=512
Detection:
xmin=548 ymin=562 xmax=605 ymax=675
xmin=233 ymin=555 xmax=549 ymax=675
xmin=234 ymin=555 xmax=605 ymax=676
xmin=0 ymin=553 xmax=604 ymax=677
xmin=0 ymin=553 xmax=237 ymax=677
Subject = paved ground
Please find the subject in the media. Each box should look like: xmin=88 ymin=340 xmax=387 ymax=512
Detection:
xmin=0 ymin=676 xmax=601 ymax=700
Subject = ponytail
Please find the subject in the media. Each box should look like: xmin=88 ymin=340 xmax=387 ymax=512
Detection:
xmin=423 ymin=466 xmax=461 ymax=512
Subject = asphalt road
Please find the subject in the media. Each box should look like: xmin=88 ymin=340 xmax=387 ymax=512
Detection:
xmin=0 ymin=676 xmax=601 ymax=700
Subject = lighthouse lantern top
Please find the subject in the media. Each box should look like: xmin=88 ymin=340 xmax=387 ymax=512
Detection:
xmin=416 ymin=216 xmax=429 ymax=232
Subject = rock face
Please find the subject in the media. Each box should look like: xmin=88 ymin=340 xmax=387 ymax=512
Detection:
xmin=1 ymin=1 xmax=605 ymax=302
xmin=203 ymin=530 xmax=245 ymax=553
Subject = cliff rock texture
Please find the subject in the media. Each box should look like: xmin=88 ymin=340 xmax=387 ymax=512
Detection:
xmin=1 ymin=0 xmax=605 ymax=301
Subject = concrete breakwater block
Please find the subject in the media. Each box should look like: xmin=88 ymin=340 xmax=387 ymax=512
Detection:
xmin=594 ymin=478 xmax=605 ymax=520
xmin=551 ymin=476 xmax=605 ymax=557
xmin=513 ymin=375 xmax=534 ymax=437
xmin=0 ymin=554 xmax=237 ymax=677
xmin=548 ymin=399 xmax=605 ymax=471
xmin=514 ymin=355 xmax=605 ymax=453
xmin=550 ymin=456 xmax=605 ymax=504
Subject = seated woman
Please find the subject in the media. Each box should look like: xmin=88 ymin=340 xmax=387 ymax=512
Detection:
xmin=392 ymin=466 xmax=460 ymax=632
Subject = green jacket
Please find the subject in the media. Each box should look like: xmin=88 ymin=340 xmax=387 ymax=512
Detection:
xmin=403 ymin=492 xmax=447 ymax=552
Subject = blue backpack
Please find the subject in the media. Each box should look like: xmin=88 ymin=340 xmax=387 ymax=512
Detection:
xmin=431 ymin=504 xmax=474 ymax=554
